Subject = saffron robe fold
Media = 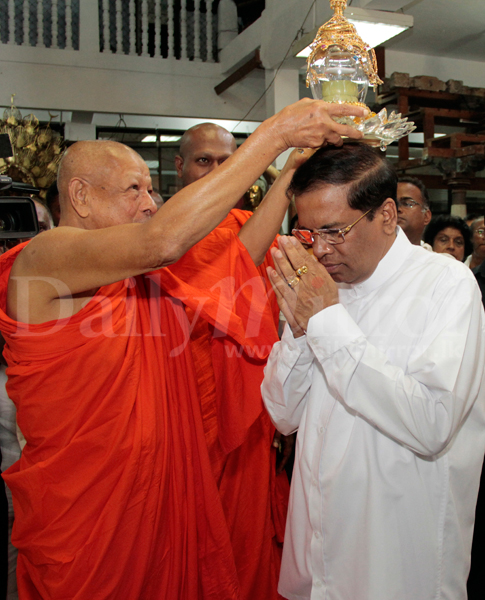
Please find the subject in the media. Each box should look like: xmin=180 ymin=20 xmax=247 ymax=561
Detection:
xmin=162 ymin=212 xmax=288 ymax=600
xmin=0 ymin=243 xmax=243 ymax=600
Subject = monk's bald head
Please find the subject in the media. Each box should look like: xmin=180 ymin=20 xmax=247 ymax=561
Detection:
xmin=57 ymin=140 xmax=156 ymax=228
xmin=175 ymin=123 xmax=237 ymax=188
xmin=178 ymin=123 xmax=237 ymax=159
xmin=58 ymin=141 xmax=141 ymax=200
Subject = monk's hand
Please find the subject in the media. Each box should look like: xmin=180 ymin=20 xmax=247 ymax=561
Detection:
xmin=279 ymin=148 xmax=317 ymax=179
xmin=271 ymin=99 xmax=369 ymax=153
xmin=268 ymin=236 xmax=339 ymax=335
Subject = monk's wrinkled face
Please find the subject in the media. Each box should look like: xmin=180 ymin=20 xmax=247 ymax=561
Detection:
xmin=90 ymin=152 xmax=157 ymax=227
xmin=176 ymin=129 xmax=236 ymax=188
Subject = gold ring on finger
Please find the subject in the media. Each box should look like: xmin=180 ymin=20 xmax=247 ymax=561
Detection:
xmin=296 ymin=265 xmax=309 ymax=277
xmin=287 ymin=276 xmax=300 ymax=289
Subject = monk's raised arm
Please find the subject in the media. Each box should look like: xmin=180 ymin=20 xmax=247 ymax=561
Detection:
xmin=8 ymin=100 xmax=368 ymax=323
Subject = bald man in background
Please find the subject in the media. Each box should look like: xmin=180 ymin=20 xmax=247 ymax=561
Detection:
xmin=176 ymin=122 xmax=237 ymax=188
xmin=0 ymin=99 xmax=369 ymax=600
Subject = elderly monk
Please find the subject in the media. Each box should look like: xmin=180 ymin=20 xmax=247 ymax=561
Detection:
xmin=0 ymin=99 xmax=368 ymax=600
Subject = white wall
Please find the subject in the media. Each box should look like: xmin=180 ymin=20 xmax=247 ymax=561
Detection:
xmin=0 ymin=44 xmax=267 ymax=123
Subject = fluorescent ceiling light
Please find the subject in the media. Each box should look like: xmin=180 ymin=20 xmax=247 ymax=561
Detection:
xmin=159 ymin=135 xmax=181 ymax=142
xmin=294 ymin=8 xmax=413 ymax=58
xmin=141 ymin=135 xmax=181 ymax=143
xmin=346 ymin=20 xmax=408 ymax=49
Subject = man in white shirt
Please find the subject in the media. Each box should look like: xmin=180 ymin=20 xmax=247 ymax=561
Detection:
xmin=261 ymin=143 xmax=485 ymax=600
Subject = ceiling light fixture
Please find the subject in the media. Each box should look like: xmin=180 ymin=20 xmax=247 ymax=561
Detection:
xmin=141 ymin=135 xmax=181 ymax=143
xmin=294 ymin=6 xmax=413 ymax=58
xmin=159 ymin=135 xmax=181 ymax=143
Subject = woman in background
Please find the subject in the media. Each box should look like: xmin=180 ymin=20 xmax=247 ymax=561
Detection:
xmin=423 ymin=215 xmax=472 ymax=262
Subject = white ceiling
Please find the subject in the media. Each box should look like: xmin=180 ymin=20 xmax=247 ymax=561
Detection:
xmin=381 ymin=0 xmax=485 ymax=62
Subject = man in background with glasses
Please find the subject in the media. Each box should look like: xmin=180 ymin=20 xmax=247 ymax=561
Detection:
xmin=261 ymin=143 xmax=485 ymax=600
xmin=396 ymin=176 xmax=432 ymax=248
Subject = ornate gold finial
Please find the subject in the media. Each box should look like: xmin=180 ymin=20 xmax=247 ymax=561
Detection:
xmin=329 ymin=0 xmax=348 ymax=17
xmin=306 ymin=0 xmax=382 ymax=90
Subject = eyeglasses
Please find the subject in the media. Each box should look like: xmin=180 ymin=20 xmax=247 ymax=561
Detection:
xmin=397 ymin=199 xmax=427 ymax=211
xmin=474 ymin=228 xmax=485 ymax=238
xmin=292 ymin=209 xmax=372 ymax=247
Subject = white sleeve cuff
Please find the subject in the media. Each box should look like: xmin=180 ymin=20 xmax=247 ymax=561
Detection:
xmin=278 ymin=322 xmax=313 ymax=366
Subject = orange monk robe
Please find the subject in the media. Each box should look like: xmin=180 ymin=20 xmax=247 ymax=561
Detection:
xmin=160 ymin=212 xmax=288 ymax=600
xmin=0 ymin=243 xmax=244 ymax=600
xmin=219 ymin=209 xmax=280 ymax=325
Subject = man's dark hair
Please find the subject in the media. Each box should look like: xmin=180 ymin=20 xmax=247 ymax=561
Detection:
xmin=423 ymin=215 xmax=473 ymax=258
xmin=288 ymin=143 xmax=397 ymax=220
xmin=398 ymin=176 xmax=429 ymax=207
xmin=45 ymin=182 xmax=59 ymax=210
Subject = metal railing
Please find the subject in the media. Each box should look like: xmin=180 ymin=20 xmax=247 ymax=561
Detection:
xmin=0 ymin=0 xmax=220 ymax=62
xmin=0 ymin=0 xmax=80 ymax=49
xmin=99 ymin=0 xmax=217 ymax=61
